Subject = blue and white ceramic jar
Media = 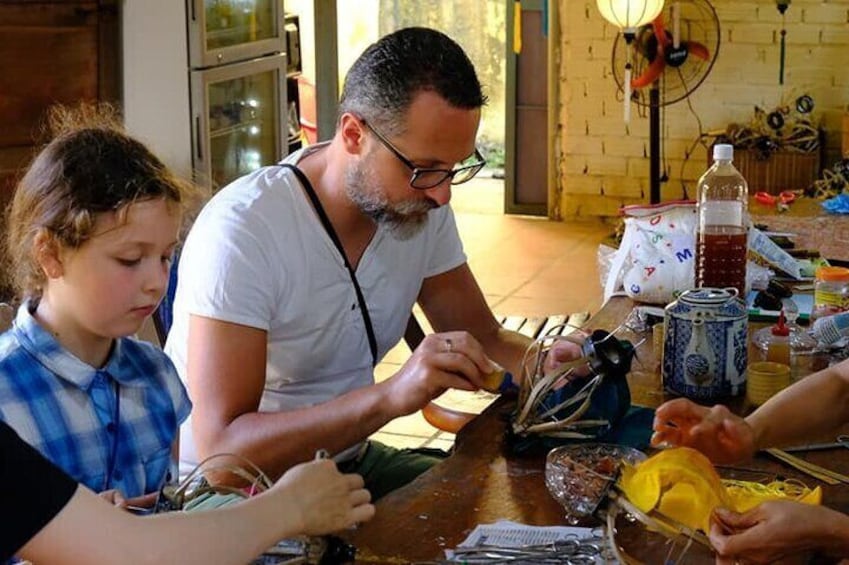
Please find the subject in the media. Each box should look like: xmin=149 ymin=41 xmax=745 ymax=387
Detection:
xmin=663 ymin=287 xmax=748 ymax=400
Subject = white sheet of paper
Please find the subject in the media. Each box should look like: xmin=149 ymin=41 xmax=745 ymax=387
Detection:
xmin=445 ymin=520 xmax=614 ymax=563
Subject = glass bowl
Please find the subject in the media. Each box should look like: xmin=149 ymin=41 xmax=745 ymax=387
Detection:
xmin=545 ymin=443 xmax=646 ymax=523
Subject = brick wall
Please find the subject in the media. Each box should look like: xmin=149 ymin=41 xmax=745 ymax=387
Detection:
xmin=557 ymin=0 xmax=849 ymax=219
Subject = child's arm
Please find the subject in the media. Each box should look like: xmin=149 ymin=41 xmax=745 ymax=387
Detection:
xmin=19 ymin=459 xmax=374 ymax=565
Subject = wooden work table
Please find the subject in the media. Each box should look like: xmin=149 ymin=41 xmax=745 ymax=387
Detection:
xmin=343 ymin=297 xmax=849 ymax=563
xmin=750 ymin=196 xmax=849 ymax=262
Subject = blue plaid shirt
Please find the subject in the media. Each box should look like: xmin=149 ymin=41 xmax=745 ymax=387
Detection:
xmin=0 ymin=303 xmax=191 ymax=498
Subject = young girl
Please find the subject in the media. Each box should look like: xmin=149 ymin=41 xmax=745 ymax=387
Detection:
xmin=2 ymin=420 xmax=374 ymax=564
xmin=0 ymin=104 xmax=196 ymax=503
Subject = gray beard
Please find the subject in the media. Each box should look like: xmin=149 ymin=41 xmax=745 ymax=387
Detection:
xmin=345 ymin=160 xmax=436 ymax=241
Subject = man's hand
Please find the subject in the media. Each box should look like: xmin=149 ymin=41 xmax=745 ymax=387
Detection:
xmin=382 ymin=332 xmax=496 ymax=418
xmin=539 ymin=332 xmax=593 ymax=389
xmin=274 ymin=459 xmax=374 ymax=535
xmin=543 ymin=336 xmax=586 ymax=375
xmin=651 ymin=398 xmax=756 ymax=464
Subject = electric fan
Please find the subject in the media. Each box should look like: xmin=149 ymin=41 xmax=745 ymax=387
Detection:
xmin=611 ymin=0 xmax=721 ymax=202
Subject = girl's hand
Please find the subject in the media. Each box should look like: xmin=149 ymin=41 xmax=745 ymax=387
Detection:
xmin=98 ymin=489 xmax=159 ymax=513
xmin=98 ymin=489 xmax=127 ymax=507
xmin=273 ymin=459 xmax=374 ymax=535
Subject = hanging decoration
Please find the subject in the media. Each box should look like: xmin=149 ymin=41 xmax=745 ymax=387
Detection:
xmin=777 ymin=0 xmax=791 ymax=84
xmin=513 ymin=0 xmax=523 ymax=54
xmin=596 ymin=0 xmax=666 ymax=122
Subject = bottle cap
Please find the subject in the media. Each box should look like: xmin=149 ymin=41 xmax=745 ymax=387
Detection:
xmin=771 ymin=310 xmax=790 ymax=337
xmin=713 ymin=143 xmax=734 ymax=161
xmin=815 ymin=266 xmax=849 ymax=282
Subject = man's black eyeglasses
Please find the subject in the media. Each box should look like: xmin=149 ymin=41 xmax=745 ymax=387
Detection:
xmin=361 ymin=120 xmax=486 ymax=190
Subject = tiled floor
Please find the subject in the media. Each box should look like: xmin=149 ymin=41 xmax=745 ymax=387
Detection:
xmin=371 ymin=177 xmax=611 ymax=450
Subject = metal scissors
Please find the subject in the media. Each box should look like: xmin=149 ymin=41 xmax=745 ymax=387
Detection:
xmin=450 ymin=537 xmax=604 ymax=563
xmin=783 ymin=434 xmax=849 ymax=452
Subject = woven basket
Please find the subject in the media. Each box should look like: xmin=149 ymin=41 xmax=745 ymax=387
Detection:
xmin=734 ymin=149 xmax=819 ymax=194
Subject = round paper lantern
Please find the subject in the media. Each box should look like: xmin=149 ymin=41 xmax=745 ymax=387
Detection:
xmin=596 ymin=0 xmax=665 ymax=31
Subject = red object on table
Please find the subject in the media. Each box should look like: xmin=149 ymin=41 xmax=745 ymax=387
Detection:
xmin=755 ymin=190 xmax=796 ymax=206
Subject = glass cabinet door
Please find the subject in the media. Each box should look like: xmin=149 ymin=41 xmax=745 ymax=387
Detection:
xmin=192 ymin=55 xmax=285 ymax=191
xmin=208 ymin=70 xmax=277 ymax=187
xmin=188 ymin=0 xmax=285 ymax=67
xmin=205 ymin=0 xmax=276 ymax=50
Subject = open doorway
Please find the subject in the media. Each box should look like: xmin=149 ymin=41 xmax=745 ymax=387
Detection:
xmin=287 ymin=0 xmax=507 ymax=215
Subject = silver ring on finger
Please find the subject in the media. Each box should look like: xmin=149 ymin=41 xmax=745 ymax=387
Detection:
xmin=444 ymin=338 xmax=453 ymax=353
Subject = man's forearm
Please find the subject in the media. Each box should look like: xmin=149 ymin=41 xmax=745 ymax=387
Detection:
xmin=195 ymin=381 xmax=395 ymax=480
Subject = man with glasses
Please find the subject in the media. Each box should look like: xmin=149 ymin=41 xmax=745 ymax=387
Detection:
xmin=166 ymin=27 xmax=575 ymax=499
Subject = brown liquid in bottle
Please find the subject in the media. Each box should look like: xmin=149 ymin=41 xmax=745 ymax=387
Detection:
xmin=695 ymin=227 xmax=748 ymax=297
xmin=694 ymin=144 xmax=749 ymax=297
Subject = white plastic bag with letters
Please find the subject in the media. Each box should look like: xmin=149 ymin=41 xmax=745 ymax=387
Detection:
xmin=604 ymin=201 xmax=697 ymax=304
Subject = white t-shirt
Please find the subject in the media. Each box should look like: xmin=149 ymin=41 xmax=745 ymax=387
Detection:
xmin=165 ymin=147 xmax=467 ymax=464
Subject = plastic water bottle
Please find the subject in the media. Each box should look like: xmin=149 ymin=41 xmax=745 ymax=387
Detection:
xmin=694 ymin=144 xmax=749 ymax=297
xmin=811 ymin=311 xmax=849 ymax=346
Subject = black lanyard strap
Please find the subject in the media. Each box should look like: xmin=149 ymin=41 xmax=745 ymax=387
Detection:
xmin=279 ymin=163 xmax=378 ymax=367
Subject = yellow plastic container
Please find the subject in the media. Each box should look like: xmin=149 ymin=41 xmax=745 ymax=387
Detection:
xmin=747 ymin=361 xmax=791 ymax=406
xmin=812 ymin=266 xmax=849 ymax=321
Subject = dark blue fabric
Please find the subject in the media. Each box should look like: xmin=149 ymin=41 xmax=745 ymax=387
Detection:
xmin=507 ymin=405 xmax=655 ymax=455
xmin=155 ymin=254 xmax=180 ymax=339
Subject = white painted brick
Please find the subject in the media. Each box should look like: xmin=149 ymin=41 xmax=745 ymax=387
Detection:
xmin=566 ymin=104 xmax=606 ymax=127
xmin=727 ymin=23 xmax=778 ymax=45
xmin=718 ymin=2 xmax=761 ymax=23
xmin=589 ymin=39 xmax=618 ymax=61
xmin=666 ymin=157 xmax=710 ymax=181
xmin=733 ymin=58 xmax=792 ymax=85
xmin=785 ymin=25 xmax=827 ymax=46
xmin=603 ymin=135 xmax=647 ymax=158
xmin=586 ymin=116 xmax=635 ymax=137
xmin=755 ymin=3 xmax=804 ymax=24
xmin=822 ymin=27 xmax=849 ymax=44
xmin=564 ymin=56 xmax=609 ymax=80
xmin=563 ymin=134 xmax=604 ymax=155
xmin=787 ymin=64 xmax=841 ymax=85
xmin=587 ymin=154 xmax=628 ymax=176
xmin=563 ymin=155 xmax=591 ymax=176
xmin=568 ymin=88 xmax=607 ymax=114
xmin=709 ymin=84 xmax=785 ymax=107
xmin=662 ymin=138 xmax=710 ymax=163
xmin=601 ymin=175 xmax=643 ymax=198
xmin=562 ymin=11 xmax=606 ymax=40
xmin=627 ymin=157 xmax=650 ymax=177
xmin=804 ymin=45 xmax=849 ymax=64
xmin=802 ymin=3 xmax=849 ymax=24
xmin=561 ymin=194 xmax=632 ymax=218
xmin=562 ymin=174 xmax=605 ymax=195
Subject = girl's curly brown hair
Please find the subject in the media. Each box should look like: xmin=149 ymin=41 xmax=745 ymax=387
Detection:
xmin=3 ymin=103 xmax=202 ymax=301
